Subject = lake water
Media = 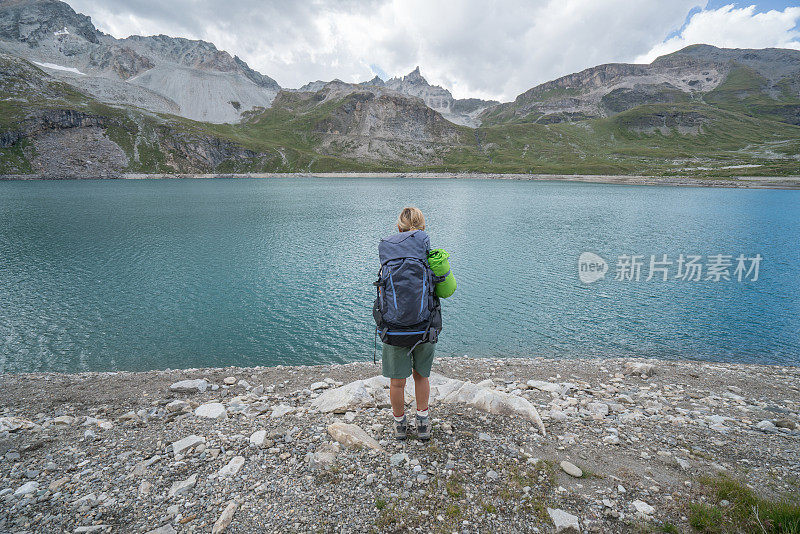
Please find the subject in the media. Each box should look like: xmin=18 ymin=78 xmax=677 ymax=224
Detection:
xmin=1 ymin=177 xmax=798 ymax=373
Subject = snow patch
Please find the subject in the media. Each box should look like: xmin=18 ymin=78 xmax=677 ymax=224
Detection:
xmin=54 ymin=27 xmax=70 ymax=36
xmin=33 ymin=61 xmax=85 ymax=76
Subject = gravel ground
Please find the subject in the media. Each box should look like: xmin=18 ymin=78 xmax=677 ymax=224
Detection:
xmin=1 ymin=356 xmax=798 ymax=533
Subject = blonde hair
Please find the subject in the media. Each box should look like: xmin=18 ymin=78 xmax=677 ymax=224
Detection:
xmin=397 ymin=206 xmax=426 ymax=232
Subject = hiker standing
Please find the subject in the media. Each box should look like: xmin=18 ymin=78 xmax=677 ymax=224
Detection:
xmin=373 ymin=207 xmax=454 ymax=441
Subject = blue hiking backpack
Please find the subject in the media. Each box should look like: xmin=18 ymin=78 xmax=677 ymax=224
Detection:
xmin=373 ymin=230 xmax=443 ymax=357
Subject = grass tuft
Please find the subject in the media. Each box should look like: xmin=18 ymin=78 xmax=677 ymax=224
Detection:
xmin=689 ymin=475 xmax=800 ymax=533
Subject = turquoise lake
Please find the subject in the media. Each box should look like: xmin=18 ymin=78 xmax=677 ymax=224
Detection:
xmin=1 ymin=177 xmax=798 ymax=373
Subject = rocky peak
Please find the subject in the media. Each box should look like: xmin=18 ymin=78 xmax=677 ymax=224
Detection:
xmin=118 ymin=34 xmax=279 ymax=89
xmin=403 ymin=66 xmax=426 ymax=85
xmin=656 ymin=44 xmax=800 ymax=82
xmin=360 ymin=75 xmax=385 ymax=87
xmin=0 ymin=0 xmax=100 ymax=44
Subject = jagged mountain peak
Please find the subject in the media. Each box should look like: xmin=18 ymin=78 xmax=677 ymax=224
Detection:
xmin=360 ymin=75 xmax=385 ymax=87
xmin=405 ymin=66 xmax=424 ymax=83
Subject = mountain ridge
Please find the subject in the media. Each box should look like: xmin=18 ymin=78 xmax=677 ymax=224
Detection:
xmin=0 ymin=0 xmax=799 ymax=178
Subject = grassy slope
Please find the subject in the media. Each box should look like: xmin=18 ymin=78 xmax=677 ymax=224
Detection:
xmin=1 ymin=55 xmax=799 ymax=176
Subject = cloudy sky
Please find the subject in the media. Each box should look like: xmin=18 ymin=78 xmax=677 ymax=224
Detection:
xmin=65 ymin=0 xmax=800 ymax=101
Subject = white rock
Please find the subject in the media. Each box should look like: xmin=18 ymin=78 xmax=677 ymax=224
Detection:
xmin=14 ymin=481 xmax=38 ymax=496
xmin=311 ymin=381 xmax=378 ymax=413
xmin=312 ymin=373 xmax=545 ymax=435
xmin=168 ymin=474 xmax=197 ymax=497
xmin=249 ymin=430 xmax=268 ymax=447
xmin=218 ymin=456 xmax=245 ymax=478
xmin=169 ymin=379 xmax=208 ymax=393
xmin=194 ymin=402 xmax=227 ymax=420
xmin=271 ymin=404 xmax=294 ymax=418
xmin=623 ymin=362 xmax=655 ymax=376
xmin=439 ymin=377 xmax=546 ymax=435
xmin=171 ymin=435 xmax=206 ymax=456
xmin=527 ymin=380 xmax=563 ymax=393
xmin=309 ymin=381 xmax=328 ymax=391
xmin=223 ymin=377 xmax=237 ymax=385
xmin=144 ymin=525 xmax=176 ymax=534
xmin=560 ymin=461 xmax=583 ymax=478
xmin=548 ymin=410 xmax=568 ymax=422
xmin=212 ymin=500 xmax=239 ymax=534
xmin=632 ymin=500 xmax=655 ymax=515
xmin=327 ymin=422 xmax=383 ymax=451
xmin=547 ymin=508 xmax=580 ymax=532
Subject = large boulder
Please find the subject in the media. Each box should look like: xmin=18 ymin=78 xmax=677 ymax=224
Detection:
xmin=310 ymin=373 xmax=546 ymax=435
xmin=311 ymin=376 xmax=390 ymax=413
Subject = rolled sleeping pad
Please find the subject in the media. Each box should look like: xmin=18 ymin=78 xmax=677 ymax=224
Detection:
xmin=427 ymin=248 xmax=456 ymax=298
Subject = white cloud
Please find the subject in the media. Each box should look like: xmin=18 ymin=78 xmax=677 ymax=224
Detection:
xmin=635 ymin=4 xmax=800 ymax=64
xmin=62 ymin=1 xmax=800 ymax=102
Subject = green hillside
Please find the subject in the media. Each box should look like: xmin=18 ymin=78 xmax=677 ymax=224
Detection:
xmin=1 ymin=51 xmax=799 ymax=177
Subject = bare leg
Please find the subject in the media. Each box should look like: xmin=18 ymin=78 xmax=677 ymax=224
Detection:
xmin=389 ymin=378 xmax=406 ymax=418
xmin=412 ymin=370 xmax=429 ymax=412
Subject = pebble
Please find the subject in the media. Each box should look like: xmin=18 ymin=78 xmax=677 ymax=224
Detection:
xmin=632 ymin=500 xmax=655 ymax=515
xmin=249 ymin=430 xmax=268 ymax=447
xmin=560 ymin=460 xmax=583 ymax=478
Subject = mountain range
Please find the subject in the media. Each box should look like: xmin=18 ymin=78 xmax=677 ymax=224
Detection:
xmin=1 ymin=0 xmax=799 ymax=178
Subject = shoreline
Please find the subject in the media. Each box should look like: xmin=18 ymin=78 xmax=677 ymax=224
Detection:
xmin=1 ymin=172 xmax=800 ymax=189
xmin=1 ymin=356 xmax=798 ymax=532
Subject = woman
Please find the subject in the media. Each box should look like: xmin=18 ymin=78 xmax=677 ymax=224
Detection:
xmin=373 ymin=207 xmax=442 ymax=441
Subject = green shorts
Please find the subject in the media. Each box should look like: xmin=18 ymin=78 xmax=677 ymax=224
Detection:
xmin=381 ymin=342 xmax=436 ymax=379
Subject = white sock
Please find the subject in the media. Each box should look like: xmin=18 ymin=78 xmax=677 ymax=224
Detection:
xmin=416 ymin=408 xmax=429 ymax=418
xmin=393 ymin=414 xmax=405 ymax=422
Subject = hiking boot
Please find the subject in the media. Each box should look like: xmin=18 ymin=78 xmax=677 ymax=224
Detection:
xmin=416 ymin=415 xmax=431 ymax=441
xmin=394 ymin=416 xmax=408 ymax=440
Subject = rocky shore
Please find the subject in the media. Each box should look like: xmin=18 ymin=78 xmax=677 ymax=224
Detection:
xmin=1 ymin=357 xmax=798 ymax=533
xmin=3 ymin=172 xmax=800 ymax=189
